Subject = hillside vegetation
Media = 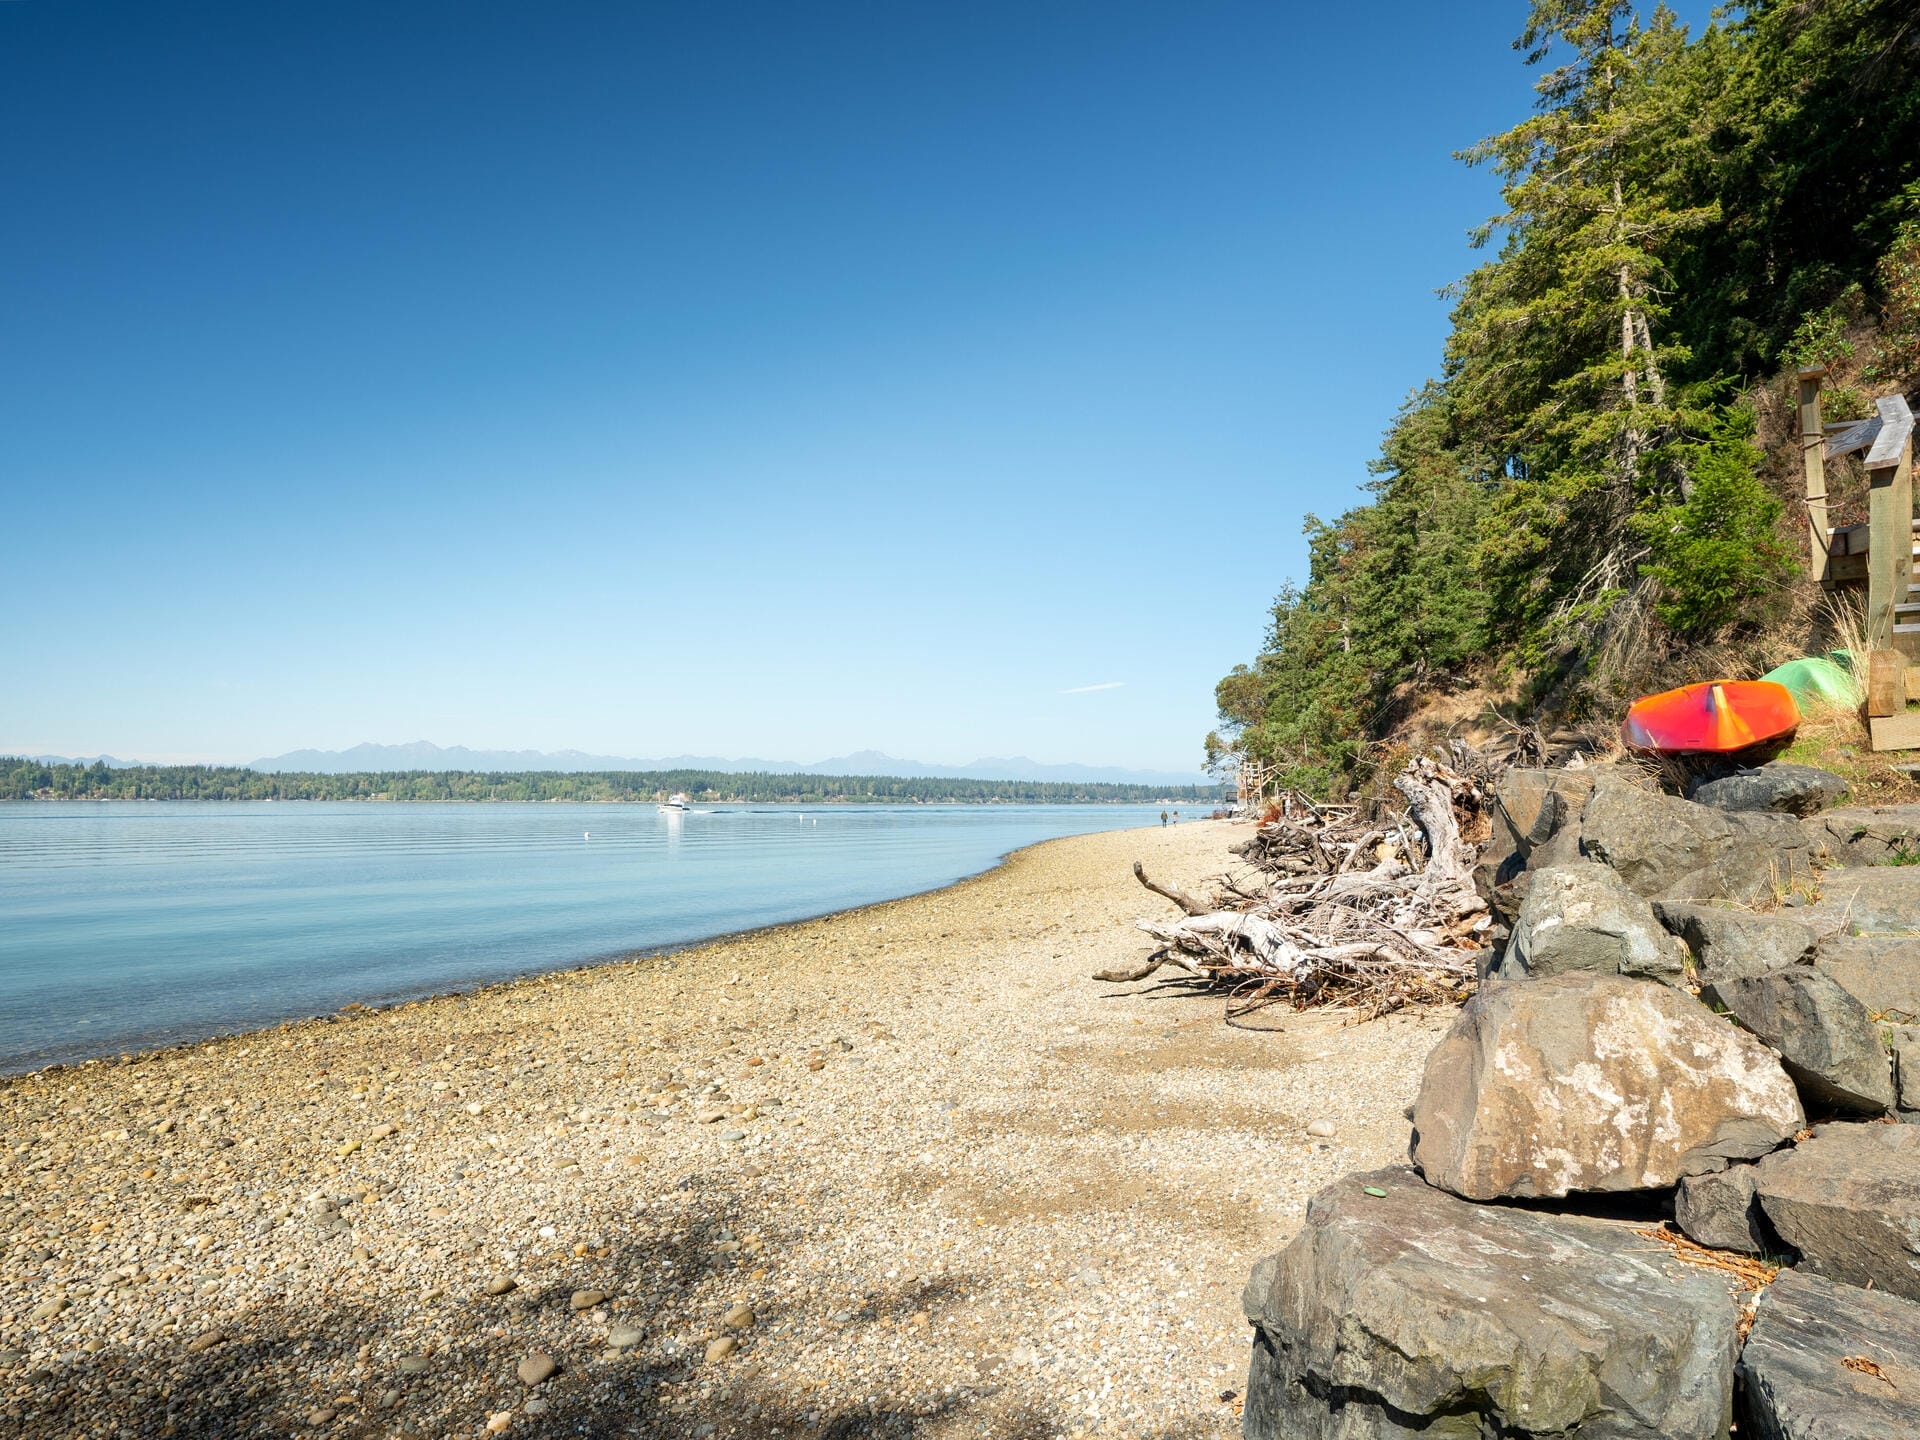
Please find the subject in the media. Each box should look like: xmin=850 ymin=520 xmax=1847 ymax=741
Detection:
xmin=1212 ymin=0 xmax=1920 ymax=797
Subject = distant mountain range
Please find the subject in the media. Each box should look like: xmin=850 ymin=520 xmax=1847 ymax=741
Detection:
xmin=21 ymin=753 xmax=143 ymax=769
xmin=240 ymin=740 xmax=1211 ymax=788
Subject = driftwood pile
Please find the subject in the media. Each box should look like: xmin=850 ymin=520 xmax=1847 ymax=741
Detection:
xmin=1098 ymin=754 xmax=1494 ymax=1022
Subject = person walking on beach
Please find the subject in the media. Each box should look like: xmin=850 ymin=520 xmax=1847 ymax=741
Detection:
xmin=1160 ymin=809 xmax=1168 ymax=826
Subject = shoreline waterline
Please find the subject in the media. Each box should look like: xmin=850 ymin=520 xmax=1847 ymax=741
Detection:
xmin=0 ymin=819 xmax=1169 ymax=1083
xmin=0 ymin=800 xmax=1194 ymax=1075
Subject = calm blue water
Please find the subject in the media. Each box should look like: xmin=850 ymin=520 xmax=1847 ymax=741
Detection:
xmin=0 ymin=801 xmax=1173 ymax=1073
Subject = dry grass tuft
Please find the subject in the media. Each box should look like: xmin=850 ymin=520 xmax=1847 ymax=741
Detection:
xmin=1633 ymin=1223 xmax=1780 ymax=1293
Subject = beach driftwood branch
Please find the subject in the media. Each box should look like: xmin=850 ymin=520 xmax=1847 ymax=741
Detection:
xmin=1100 ymin=748 xmax=1494 ymax=1021
xmin=1131 ymin=860 xmax=1210 ymax=916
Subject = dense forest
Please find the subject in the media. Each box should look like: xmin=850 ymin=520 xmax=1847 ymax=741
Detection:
xmin=1211 ymin=0 xmax=1920 ymax=797
xmin=0 ymin=758 xmax=1220 ymax=805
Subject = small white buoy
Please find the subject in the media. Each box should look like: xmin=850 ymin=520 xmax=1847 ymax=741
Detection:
xmin=583 ymin=831 xmax=590 ymax=840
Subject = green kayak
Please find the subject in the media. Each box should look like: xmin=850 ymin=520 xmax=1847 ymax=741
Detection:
xmin=1760 ymin=655 xmax=1857 ymax=709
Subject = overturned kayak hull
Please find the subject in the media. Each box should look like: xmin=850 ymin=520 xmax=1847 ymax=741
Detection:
xmin=1622 ymin=680 xmax=1800 ymax=755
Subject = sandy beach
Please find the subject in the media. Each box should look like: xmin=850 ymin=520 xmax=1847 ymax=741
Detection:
xmin=0 ymin=820 xmax=1447 ymax=1439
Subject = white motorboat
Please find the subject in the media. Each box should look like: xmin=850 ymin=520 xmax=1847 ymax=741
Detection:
xmin=657 ymin=793 xmax=691 ymax=813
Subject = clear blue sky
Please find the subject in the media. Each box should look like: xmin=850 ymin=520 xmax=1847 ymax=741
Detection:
xmin=1 ymin=2 xmax=1717 ymax=773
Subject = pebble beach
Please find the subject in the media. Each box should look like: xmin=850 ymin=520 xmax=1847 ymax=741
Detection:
xmin=0 ymin=820 xmax=1447 ymax=1439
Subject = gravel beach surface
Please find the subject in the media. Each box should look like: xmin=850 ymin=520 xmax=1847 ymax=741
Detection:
xmin=0 ymin=820 xmax=1447 ymax=1438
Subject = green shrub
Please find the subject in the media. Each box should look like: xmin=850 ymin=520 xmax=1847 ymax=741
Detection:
xmin=1634 ymin=404 xmax=1794 ymax=635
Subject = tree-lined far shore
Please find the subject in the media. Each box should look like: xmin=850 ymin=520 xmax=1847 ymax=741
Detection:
xmin=0 ymin=758 xmax=1223 ymax=806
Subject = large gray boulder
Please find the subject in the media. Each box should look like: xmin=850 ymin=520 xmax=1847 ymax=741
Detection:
xmin=1689 ymin=763 xmax=1849 ymax=817
xmin=1737 ymin=1270 xmax=1920 ymax=1438
xmin=1811 ymin=934 xmax=1920 ymax=1020
xmin=1579 ymin=778 xmax=1813 ymax=905
xmin=1411 ymin=972 xmax=1803 ymax=1200
xmin=1241 ymin=1167 xmax=1738 ymax=1440
xmin=1475 ymin=767 xmax=1597 ymax=923
xmin=1687 ymin=763 xmax=1849 ymax=817
xmin=1802 ymin=804 xmax=1920 ymax=866
xmin=1753 ymin=1122 xmax=1920 ymax=1301
xmin=1494 ymin=862 xmax=1686 ymax=985
xmin=1673 ymin=1166 xmax=1767 ymax=1254
xmin=1652 ymin=901 xmax=1815 ymax=986
xmin=1706 ymin=968 xmax=1894 ymax=1115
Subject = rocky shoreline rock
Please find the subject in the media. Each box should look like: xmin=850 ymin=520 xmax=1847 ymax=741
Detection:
xmin=1242 ymin=1168 xmax=1739 ymax=1439
xmin=1242 ymin=764 xmax=1920 ymax=1439
xmin=1410 ymin=971 xmax=1802 ymax=1200
xmin=1738 ymin=1271 xmax=1920 ymax=1436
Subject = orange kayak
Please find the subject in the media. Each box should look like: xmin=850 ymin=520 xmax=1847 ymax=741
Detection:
xmin=1621 ymin=680 xmax=1800 ymax=754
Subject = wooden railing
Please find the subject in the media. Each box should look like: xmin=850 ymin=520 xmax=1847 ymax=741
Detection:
xmin=1803 ymin=372 xmax=1915 ymax=652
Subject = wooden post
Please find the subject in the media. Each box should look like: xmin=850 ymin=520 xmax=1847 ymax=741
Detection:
xmin=1868 ymin=649 xmax=1908 ymax=718
xmin=1865 ymin=395 xmax=1915 ymax=658
xmin=1799 ymin=366 xmax=1829 ymax=584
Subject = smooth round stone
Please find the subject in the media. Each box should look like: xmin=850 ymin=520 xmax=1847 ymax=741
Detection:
xmin=608 ymin=1325 xmax=645 ymax=1350
xmin=486 ymin=1413 xmax=512 ymax=1434
xmin=484 ymin=1276 xmax=517 ymax=1296
xmin=523 ymin=1397 xmax=549 ymax=1416
xmin=308 ymin=1409 xmax=337 ymax=1426
xmin=1305 ymin=1119 xmax=1339 ymax=1138
xmin=569 ymin=1289 xmax=606 ymax=1311
xmin=517 ymin=1352 xmax=558 ymax=1386
xmin=704 ymin=1336 xmax=738 ymax=1363
xmin=397 ymin=1354 xmax=430 ymax=1374
xmin=722 ymin=1303 xmax=755 ymax=1330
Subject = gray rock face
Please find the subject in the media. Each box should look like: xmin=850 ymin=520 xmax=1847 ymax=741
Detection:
xmin=1737 ymin=1270 xmax=1920 ymax=1439
xmin=1811 ymin=934 xmax=1920 ymax=1020
xmin=1579 ymin=779 xmax=1813 ymax=904
xmin=1802 ymin=865 xmax=1920 ymax=937
xmin=1653 ymin=901 xmax=1816 ymax=986
xmin=1410 ymin=972 xmax=1803 ymax=1200
xmin=1802 ymin=804 xmax=1920 ymax=866
xmin=1240 ymin=1168 xmax=1738 ymax=1440
xmin=1753 ymin=1122 xmax=1920 ymax=1301
xmin=1706 ymin=968 xmax=1893 ymax=1115
xmin=1475 ymin=767 xmax=1597 ymax=923
xmin=1673 ymin=1166 xmax=1766 ymax=1254
xmin=1688 ymin=763 xmax=1849 ymax=817
xmin=1494 ymin=862 xmax=1687 ymax=985
xmin=1893 ymin=1025 xmax=1920 ymax=1112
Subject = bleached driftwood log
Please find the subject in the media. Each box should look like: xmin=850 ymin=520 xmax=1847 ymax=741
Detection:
xmin=1099 ymin=752 xmax=1493 ymax=1020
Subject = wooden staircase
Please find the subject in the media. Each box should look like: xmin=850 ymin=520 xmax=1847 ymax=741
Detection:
xmin=1899 ymin=515 xmax=1920 ymax=657
xmin=1804 ymin=372 xmax=1917 ymax=750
